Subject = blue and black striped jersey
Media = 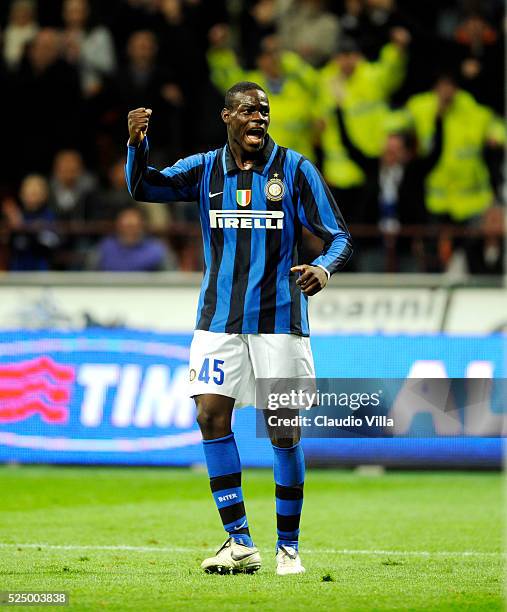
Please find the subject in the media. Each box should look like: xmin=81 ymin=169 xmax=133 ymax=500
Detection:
xmin=126 ymin=135 xmax=352 ymax=336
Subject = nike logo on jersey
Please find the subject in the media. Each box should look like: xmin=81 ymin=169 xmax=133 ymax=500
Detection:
xmin=209 ymin=191 xmax=223 ymax=198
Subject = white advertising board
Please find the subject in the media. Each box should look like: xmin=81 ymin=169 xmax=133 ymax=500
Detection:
xmin=0 ymin=284 xmax=447 ymax=334
xmin=0 ymin=286 xmax=199 ymax=331
xmin=309 ymin=288 xmax=447 ymax=334
xmin=445 ymin=289 xmax=507 ymax=334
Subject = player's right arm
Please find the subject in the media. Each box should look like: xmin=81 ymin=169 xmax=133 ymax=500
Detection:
xmin=125 ymin=108 xmax=203 ymax=203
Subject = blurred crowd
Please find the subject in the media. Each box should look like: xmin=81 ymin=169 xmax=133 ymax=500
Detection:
xmin=0 ymin=0 xmax=504 ymax=274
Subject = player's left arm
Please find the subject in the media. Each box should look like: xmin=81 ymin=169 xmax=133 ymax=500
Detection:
xmin=292 ymin=158 xmax=353 ymax=295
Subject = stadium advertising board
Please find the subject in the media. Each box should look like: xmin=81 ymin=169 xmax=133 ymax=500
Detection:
xmin=6 ymin=283 xmax=507 ymax=335
xmin=0 ymin=330 xmax=503 ymax=467
xmin=309 ymin=288 xmax=447 ymax=334
xmin=446 ymin=289 xmax=507 ymax=334
xmin=0 ymin=330 xmax=209 ymax=465
xmin=0 ymin=285 xmax=447 ymax=334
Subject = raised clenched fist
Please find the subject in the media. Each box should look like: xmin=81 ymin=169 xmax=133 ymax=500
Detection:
xmin=128 ymin=107 xmax=152 ymax=146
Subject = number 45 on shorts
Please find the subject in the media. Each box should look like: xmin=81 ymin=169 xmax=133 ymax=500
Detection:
xmin=197 ymin=358 xmax=225 ymax=385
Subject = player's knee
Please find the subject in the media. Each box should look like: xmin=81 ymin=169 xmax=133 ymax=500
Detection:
xmin=271 ymin=433 xmax=301 ymax=448
xmin=196 ymin=407 xmax=214 ymax=432
xmin=196 ymin=405 xmax=231 ymax=439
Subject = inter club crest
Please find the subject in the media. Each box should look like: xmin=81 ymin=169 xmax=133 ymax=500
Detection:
xmin=236 ymin=190 xmax=252 ymax=207
xmin=265 ymin=173 xmax=285 ymax=202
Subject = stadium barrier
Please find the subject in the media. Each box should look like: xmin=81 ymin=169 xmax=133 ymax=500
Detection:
xmin=1 ymin=219 xmax=504 ymax=273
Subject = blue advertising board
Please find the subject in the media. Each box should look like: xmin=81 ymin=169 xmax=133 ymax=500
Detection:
xmin=0 ymin=330 xmax=504 ymax=467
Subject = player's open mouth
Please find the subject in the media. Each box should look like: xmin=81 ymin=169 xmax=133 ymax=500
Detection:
xmin=245 ymin=128 xmax=265 ymax=146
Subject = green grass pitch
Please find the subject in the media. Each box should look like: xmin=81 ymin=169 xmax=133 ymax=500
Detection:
xmin=0 ymin=466 xmax=503 ymax=611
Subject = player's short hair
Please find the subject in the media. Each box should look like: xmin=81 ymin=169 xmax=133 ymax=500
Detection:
xmin=225 ymin=81 xmax=266 ymax=109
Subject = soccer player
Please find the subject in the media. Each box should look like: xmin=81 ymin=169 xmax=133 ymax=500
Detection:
xmin=125 ymin=81 xmax=352 ymax=575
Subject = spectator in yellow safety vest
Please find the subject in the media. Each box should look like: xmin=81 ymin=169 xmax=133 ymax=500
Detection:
xmin=402 ymin=72 xmax=505 ymax=274
xmin=318 ymin=29 xmax=410 ymax=223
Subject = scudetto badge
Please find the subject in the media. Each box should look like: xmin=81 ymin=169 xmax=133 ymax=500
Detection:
xmin=265 ymin=176 xmax=285 ymax=201
xmin=236 ymin=189 xmax=252 ymax=206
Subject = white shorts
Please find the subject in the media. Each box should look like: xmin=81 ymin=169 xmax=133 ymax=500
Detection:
xmin=188 ymin=331 xmax=315 ymax=408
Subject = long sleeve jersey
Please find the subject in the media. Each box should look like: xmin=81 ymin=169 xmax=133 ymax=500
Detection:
xmin=126 ymin=135 xmax=352 ymax=336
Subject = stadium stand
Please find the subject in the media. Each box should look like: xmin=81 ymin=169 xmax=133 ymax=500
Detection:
xmin=0 ymin=0 xmax=504 ymax=274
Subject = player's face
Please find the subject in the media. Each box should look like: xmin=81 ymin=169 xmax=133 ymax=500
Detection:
xmin=222 ymin=89 xmax=270 ymax=153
